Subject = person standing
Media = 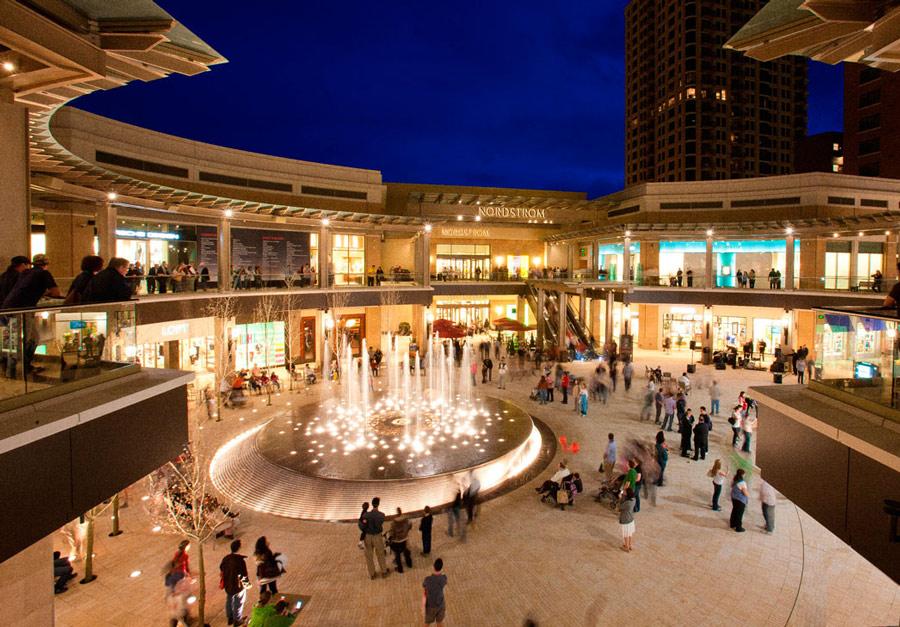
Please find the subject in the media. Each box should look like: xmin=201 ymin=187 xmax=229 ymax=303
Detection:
xmin=692 ymin=416 xmax=709 ymax=461
xmin=602 ymin=433 xmax=617 ymax=484
xmin=389 ymin=508 xmax=413 ymax=574
xmin=729 ymin=405 xmax=743 ymax=448
xmin=253 ymin=537 xmax=283 ymax=594
xmin=655 ymin=431 xmax=668 ymax=487
xmin=362 ymin=497 xmax=390 ymax=579
xmin=729 ymin=469 xmax=750 ymax=532
xmin=679 ymin=410 xmax=694 ymax=457
xmin=357 ymin=502 xmax=369 ymax=549
xmin=623 ymin=360 xmax=633 ymax=392
xmin=560 ymin=371 xmax=569 ymax=404
xmin=219 ymin=539 xmax=248 ymax=626
xmin=708 ymin=459 xmax=727 ymax=511
xmin=662 ymin=393 xmax=676 ymax=431
xmin=64 ymin=255 xmax=103 ymax=305
xmin=497 ymin=358 xmax=507 ymax=389
xmin=578 ymin=382 xmax=589 ymax=416
xmin=741 ymin=411 xmax=757 ymax=454
xmin=632 ymin=459 xmax=643 ymax=513
xmin=795 ymin=357 xmax=807 ymax=384
xmin=654 ymin=389 xmax=664 ymax=424
xmin=419 ymin=506 xmax=433 ymax=556
xmin=446 ymin=490 xmax=463 ymax=539
xmin=0 ymin=255 xmax=30 ymax=305
xmin=709 ymin=380 xmax=721 ymax=416
xmin=759 ymin=479 xmax=777 ymax=534
xmin=422 ymin=558 xmax=448 ymax=627
xmin=618 ymin=487 xmax=636 ymax=552
xmin=609 ymin=360 xmax=618 ymax=392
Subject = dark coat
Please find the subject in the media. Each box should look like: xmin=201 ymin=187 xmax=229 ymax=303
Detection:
xmin=693 ymin=421 xmax=709 ymax=448
xmin=82 ymin=267 xmax=133 ymax=303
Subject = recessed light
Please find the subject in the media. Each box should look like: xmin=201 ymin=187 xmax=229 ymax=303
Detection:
xmin=322 ymin=218 xmax=330 ymax=226
xmin=224 ymin=209 xmax=234 ymax=218
xmin=130 ymin=570 xmax=142 ymax=578
xmin=706 ymin=229 xmax=713 ymax=236
xmin=424 ymin=224 xmax=432 ymax=233
xmin=456 ymin=215 xmax=463 ymax=221
xmin=107 ymin=192 xmax=118 ymax=201
xmin=2 ymin=61 xmax=14 ymax=73
xmin=474 ymin=216 xmax=481 ymax=222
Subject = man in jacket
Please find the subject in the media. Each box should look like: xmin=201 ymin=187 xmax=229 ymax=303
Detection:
xmin=0 ymin=255 xmax=30 ymax=304
xmin=82 ymin=258 xmax=133 ymax=303
xmin=219 ymin=539 xmax=248 ymax=626
xmin=692 ymin=417 xmax=709 ymax=461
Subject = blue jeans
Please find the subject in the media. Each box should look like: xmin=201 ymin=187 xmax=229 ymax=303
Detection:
xmin=742 ymin=431 xmax=752 ymax=453
xmin=225 ymin=589 xmax=246 ymax=625
xmin=662 ymin=413 xmax=675 ymax=431
xmin=712 ymin=483 xmax=722 ymax=509
xmin=711 ymin=399 xmax=720 ymax=415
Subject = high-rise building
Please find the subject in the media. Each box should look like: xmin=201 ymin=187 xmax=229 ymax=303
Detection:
xmin=624 ymin=0 xmax=808 ymax=185
xmin=794 ymin=132 xmax=843 ymax=174
xmin=843 ymin=64 xmax=900 ymax=179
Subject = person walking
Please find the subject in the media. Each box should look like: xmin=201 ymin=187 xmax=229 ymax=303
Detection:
xmin=692 ymin=416 xmax=709 ymax=461
xmin=578 ymin=382 xmax=589 ymax=416
xmin=419 ymin=506 xmax=433 ymax=556
xmin=361 ymin=497 xmax=390 ymax=579
xmin=654 ymin=389 xmax=664 ymax=424
xmin=609 ymin=360 xmax=618 ymax=392
xmin=219 ymin=539 xmax=249 ymax=626
xmin=389 ymin=508 xmax=413 ymax=574
xmin=497 ymin=358 xmax=507 ymax=389
xmin=759 ymin=479 xmax=777 ymax=534
xmin=446 ymin=490 xmax=463 ymax=539
xmin=655 ymin=431 xmax=668 ymax=487
xmin=422 ymin=558 xmax=448 ymax=626
xmin=253 ymin=537 xmax=283 ymax=594
xmin=640 ymin=386 xmax=654 ymax=421
xmin=709 ymin=380 xmax=721 ymax=416
xmin=602 ymin=433 xmax=617 ymax=484
xmin=618 ymin=487 xmax=636 ymax=552
xmin=708 ymin=459 xmax=727 ymax=511
xmin=623 ymin=360 xmax=633 ymax=392
xmin=729 ymin=469 xmax=750 ymax=532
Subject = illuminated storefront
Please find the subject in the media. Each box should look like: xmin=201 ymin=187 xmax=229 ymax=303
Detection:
xmin=436 ymin=300 xmax=490 ymax=327
xmin=597 ymin=242 xmax=641 ymax=281
xmin=135 ymin=318 xmax=216 ymax=386
xmin=115 ymin=221 xmax=202 ymax=272
xmin=658 ymin=239 xmax=800 ymax=287
xmin=662 ymin=306 xmax=702 ymax=350
xmin=436 ymin=244 xmax=490 ymax=280
xmin=232 ymin=321 xmax=286 ymax=369
xmin=332 ymin=233 xmax=365 ymax=285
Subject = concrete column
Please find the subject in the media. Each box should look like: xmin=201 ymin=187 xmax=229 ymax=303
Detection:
xmin=590 ymin=241 xmax=599 ymax=280
xmin=537 ymin=288 xmax=545 ymax=348
xmin=96 ymin=200 xmax=117 ymax=260
xmin=700 ymin=306 xmax=713 ymax=364
xmin=705 ymin=235 xmax=714 ymax=289
xmin=218 ymin=216 xmax=231 ymax=290
xmin=164 ymin=340 xmax=180 ymax=369
xmin=0 ymin=93 xmax=30 ymax=261
xmin=850 ymin=239 xmax=860 ymax=289
xmin=567 ymin=243 xmax=575 ymax=278
xmin=0 ymin=535 xmax=54 ymax=626
xmin=605 ymin=290 xmax=614 ymax=346
xmin=318 ymin=224 xmax=330 ymax=288
xmin=577 ymin=289 xmax=586 ymax=325
xmin=622 ymin=237 xmax=631 ymax=284
xmin=783 ymin=309 xmax=793 ymax=350
xmin=785 ymin=234 xmax=795 ymax=291
xmin=557 ymin=290 xmax=567 ymax=354
xmin=590 ymin=296 xmax=602 ymax=340
xmin=44 ymin=208 xmax=94 ymax=279
xmin=516 ymin=296 xmax=527 ymax=344
xmin=420 ymin=230 xmax=431 ymax=287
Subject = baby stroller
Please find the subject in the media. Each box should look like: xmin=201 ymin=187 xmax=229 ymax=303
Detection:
xmin=537 ymin=473 xmax=583 ymax=510
xmin=595 ymin=473 xmax=625 ymax=511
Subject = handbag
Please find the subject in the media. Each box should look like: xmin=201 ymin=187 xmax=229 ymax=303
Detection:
xmin=556 ymin=486 xmax=569 ymax=505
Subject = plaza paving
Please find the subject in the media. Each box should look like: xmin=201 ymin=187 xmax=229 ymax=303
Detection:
xmin=55 ymin=349 xmax=900 ymax=626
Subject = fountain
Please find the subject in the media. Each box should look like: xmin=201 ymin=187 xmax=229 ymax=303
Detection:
xmin=210 ymin=333 xmax=547 ymax=520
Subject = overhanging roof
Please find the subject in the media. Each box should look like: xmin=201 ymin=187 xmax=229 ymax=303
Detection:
xmin=726 ymin=0 xmax=900 ymax=71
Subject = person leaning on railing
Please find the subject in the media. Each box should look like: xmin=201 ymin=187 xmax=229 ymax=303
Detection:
xmin=81 ymin=258 xmax=133 ymax=304
xmin=64 ymin=255 xmax=104 ymax=305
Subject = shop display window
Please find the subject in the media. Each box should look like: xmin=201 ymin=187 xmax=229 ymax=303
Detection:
xmin=233 ymin=321 xmax=286 ymax=369
xmin=332 ymin=234 xmax=365 ymax=285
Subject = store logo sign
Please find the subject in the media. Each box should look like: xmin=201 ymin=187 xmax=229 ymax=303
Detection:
xmin=161 ymin=323 xmax=189 ymax=338
xmin=439 ymin=227 xmax=490 ymax=238
xmin=477 ymin=206 xmax=546 ymax=220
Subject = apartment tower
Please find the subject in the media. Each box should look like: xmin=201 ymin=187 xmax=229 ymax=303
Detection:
xmin=843 ymin=63 xmax=900 ymax=179
xmin=625 ymin=0 xmax=808 ymax=185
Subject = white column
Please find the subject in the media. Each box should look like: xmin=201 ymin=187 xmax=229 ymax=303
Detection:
xmin=850 ymin=239 xmax=859 ymax=290
xmin=605 ymin=290 xmax=614 ymax=345
xmin=785 ymin=234 xmax=795 ymax=291
xmin=537 ymin=289 xmax=546 ymax=348
xmin=218 ymin=216 xmax=231 ymax=290
xmin=705 ymin=235 xmax=714 ymax=288
xmin=622 ymin=237 xmax=631 ymax=284
xmin=590 ymin=241 xmax=599 ymax=280
xmin=420 ymin=229 xmax=431 ymax=287
xmin=0 ymin=90 xmax=30 ymax=260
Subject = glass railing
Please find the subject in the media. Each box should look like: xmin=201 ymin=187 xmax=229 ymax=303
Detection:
xmin=813 ymin=306 xmax=900 ymax=422
xmin=0 ymin=301 xmax=137 ymax=409
xmin=556 ymin=273 xmax=893 ymax=294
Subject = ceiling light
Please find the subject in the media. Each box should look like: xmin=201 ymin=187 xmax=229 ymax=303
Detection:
xmin=706 ymin=229 xmax=713 ymax=236
xmin=832 ymin=233 xmax=839 ymax=238
xmin=625 ymin=230 xmax=631 ymax=237
xmin=859 ymin=231 xmax=864 ymax=237
xmin=474 ymin=216 xmax=481 ymax=222
xmin=456 ymin=215 xmax=463 ymax=221
xmin=107 ymin=191 xmax=118 ymax=201
xmin=885 ymin=230 xmax=890 ymax=236
xmin=129 ymin=570 xmax=142 ymax=578
xmin=2 ymin=61 xmax=14 ymax=73
xmin=424 ymin=224 xmax=432 ymax=233
xmin=223 ymin=209 xmax=234 ymax=218
xmin=785 ymin=227 xmax=794 ymax=235
xmin=322 ymin=218 xmax=330 ymax=226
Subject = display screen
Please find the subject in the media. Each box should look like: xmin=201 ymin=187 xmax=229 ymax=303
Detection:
xmin=854 ymin=361 xmax=878 ymax=379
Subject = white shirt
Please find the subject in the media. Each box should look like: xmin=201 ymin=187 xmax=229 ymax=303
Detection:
xmin=551 ymin=467 xmax=571 ymax=483
xmin=679 ymin=375 xmax=690 ymax=387
xmin=759 ymin=480 xmax=777 ymax=506
xmin=742 ymin=414 xmax=756 ymax=433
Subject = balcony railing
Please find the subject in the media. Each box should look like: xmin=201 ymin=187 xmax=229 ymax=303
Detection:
xmin=0 ymin=301 xmax=137 ymax=411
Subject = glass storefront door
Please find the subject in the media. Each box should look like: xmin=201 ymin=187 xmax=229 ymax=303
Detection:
xmin=663 ymin=313 xmax=702 ymax=350
xmin=753 ymin=318 xmax=785 ymax=353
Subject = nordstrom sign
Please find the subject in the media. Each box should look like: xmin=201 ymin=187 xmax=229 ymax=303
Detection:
xmin=477 ymin=206 xmax=546 ymax=220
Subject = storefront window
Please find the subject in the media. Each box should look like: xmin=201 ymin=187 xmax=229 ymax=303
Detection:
xmin=752 ymin=318 xmax=785 ymax=353
xmin=436 ymin=300 xmax=489 ymax=327
xmin=662 ymin=308 xmax=702 ymax=350
xmin=436 ymin=244 xmax=490 ymax=280
xmin=232 ymin=321 xmax=285 ymax=369
xmin=713 ymin=316 xmax=748 ymax=350
xmin=858 ymin=242 xmax=883 ymax=288
xmin=598 ymin=243 xmax=640 ymax=281
xmin=332 ymin=234 xmax=365 ymax=286
xmin=659 ymin=239 xmax=799 ymax=288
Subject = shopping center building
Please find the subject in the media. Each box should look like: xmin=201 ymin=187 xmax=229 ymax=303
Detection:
xmin=1 ymin=1 xmax=898 ymax=625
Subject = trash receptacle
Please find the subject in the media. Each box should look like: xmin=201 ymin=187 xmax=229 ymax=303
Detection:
xmin=701 ymin=346 xmax=711 ymax=365
xmin=687 ymin=364 xmax=696 ymax=374
xmin=773 ymin=372 xmax=783 ymax=384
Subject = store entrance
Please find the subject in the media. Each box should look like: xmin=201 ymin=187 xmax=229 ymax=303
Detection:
xmin=662 ymin=313 xmax=702 ymax=350
xmin=436 ymin=256 xmax=491 ymax=280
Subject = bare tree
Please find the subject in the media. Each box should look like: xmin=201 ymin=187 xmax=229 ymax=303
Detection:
xmin=279 ymin=293 xmax=301 ymax=391
xmin=378 ymin=286 xmax=400 ymax=337
xmin=204 ymin=295 xmax=237 ymax=420
xmin=146 ymin=443 xmax=231 ymax=627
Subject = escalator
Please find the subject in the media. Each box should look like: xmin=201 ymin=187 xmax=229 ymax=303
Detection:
xmin=526 ymin=283 xmax=599 ymax=359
